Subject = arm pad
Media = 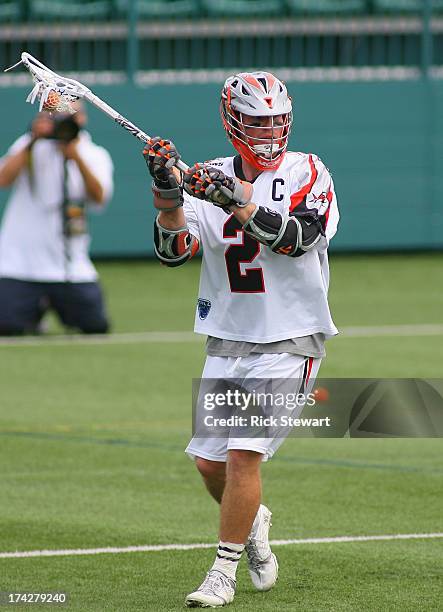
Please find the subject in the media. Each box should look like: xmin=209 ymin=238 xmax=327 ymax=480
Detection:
xmin=153 ymin=216 xmax=199 ymax=267
xmin=242 ymin=206 xmax=324 ymax=257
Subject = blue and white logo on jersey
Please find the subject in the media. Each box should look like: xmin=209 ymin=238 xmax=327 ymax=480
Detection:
xmin=197 ymin=298 xmax=212 ymax=320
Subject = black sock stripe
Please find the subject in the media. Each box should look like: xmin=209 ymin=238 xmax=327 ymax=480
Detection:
xmin=217 ymin=549 xmax=242 ymax=558
xmin=216 ymin=553 xmax=240 ymax=562
xmin=218 ymin=545 xmax=243 ymax=554
xmin=217 ymin=550 xmax=242 ymax=559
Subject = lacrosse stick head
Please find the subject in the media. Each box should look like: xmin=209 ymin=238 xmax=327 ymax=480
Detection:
xmin=5 ymin=52 xmax=90 ymax=114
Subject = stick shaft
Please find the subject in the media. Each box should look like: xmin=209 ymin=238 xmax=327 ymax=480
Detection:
xmin=84 ymin=91 xmax=189 ymax=172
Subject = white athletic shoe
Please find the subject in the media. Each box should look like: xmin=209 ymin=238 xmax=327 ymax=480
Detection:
xmin=245 ymin=504 xmax=279 ymax=591
xmin=185 ymin=570 xmax=236 ymax=608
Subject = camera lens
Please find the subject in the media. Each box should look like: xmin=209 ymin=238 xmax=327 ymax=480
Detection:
xmin=52 ymin=116 xmax=79 ymax=143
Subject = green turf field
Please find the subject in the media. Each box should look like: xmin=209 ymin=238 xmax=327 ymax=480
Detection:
xmin=0 ymin=254 xmax=442 ymax=611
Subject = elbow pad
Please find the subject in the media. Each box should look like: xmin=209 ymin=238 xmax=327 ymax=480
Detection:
xmin=243 ymin=206 xmax=323 ymax=257
xmin=291 ymin=209 xmax=325 ymax=253
xmin=153 ymin=216 xmax=199 ymax=267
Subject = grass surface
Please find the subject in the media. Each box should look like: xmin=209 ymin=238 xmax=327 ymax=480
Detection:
xmin=0 ymin=254 xmax=442 ymax=610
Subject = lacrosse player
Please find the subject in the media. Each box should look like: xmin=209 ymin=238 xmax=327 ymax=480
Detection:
xmin=144 ymin=71 xmax=339 ymax=607
xmin=0 ymin=102 xmax=113 ymax=335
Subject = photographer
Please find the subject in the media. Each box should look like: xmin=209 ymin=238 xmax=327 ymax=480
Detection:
xmin=0 ymin=102 xmax=113 ymax=335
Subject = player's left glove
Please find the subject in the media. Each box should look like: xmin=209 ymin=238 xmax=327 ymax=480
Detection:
xmin=183 ymin=165 xmax=253 ymax=208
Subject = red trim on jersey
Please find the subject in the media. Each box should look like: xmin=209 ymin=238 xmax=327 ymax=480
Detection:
xmin=324 ymin=207 xmax=330 ymax=229
xmin=289 ymin=155 xmax=318 ymax=211
xmin=323 ymin=182 xmax=334 ymax=228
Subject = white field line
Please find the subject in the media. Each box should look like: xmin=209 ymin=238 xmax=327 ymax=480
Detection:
xmin=0 ymin=330 xmax=201 ymax=347
xmin=1 ymin=533 xmax=442 ymax=559
xmin=0 ymin=324 xmax=443 ymax=348
xmin=339 ymin=323 xmax=443 ymax=338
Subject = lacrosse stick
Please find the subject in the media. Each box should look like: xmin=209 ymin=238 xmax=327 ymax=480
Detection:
xmin=4 ymin=52 xmax=189 ymax=173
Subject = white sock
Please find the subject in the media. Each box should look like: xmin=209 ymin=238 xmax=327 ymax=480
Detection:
xmin=211 ymin=541 xmax=245 ymax=581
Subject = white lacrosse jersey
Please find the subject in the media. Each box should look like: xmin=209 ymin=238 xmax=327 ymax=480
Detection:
xmin=184 ymin=152 xmax=339 ymax=343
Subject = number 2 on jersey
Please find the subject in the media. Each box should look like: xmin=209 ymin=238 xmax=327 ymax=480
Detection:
xmin=223 ymin=215 xmax=265 ymax=293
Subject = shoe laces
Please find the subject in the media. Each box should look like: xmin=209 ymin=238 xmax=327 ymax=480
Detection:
xmin=199 ymin=571 xmax=234 ymax=596
xmin=246 ymin=540 xmax=271 ymax=571
xmin=247 ymin=510 xmax=272 ymax=567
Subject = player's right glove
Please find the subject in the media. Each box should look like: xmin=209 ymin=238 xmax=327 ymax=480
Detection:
xmin=183 ymin=165 xmax=253 ymax=209
xmin=143 ymin=137 xmax=182 ymax=210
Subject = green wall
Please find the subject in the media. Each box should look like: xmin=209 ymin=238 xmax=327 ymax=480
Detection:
xmin=1 ymin=79 xmax=442 ymax=255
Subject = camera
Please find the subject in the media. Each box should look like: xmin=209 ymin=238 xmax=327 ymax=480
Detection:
xmin=47 ymin=114 xmax=80 ymax=143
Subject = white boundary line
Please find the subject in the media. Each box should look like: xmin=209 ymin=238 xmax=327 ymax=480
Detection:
xmin=0 ymin=324 xmax=443 ymax=348
xmin=0 ymin=330 xmax=201 ymax=347
xmin=339 ymin=323 xmax=443 ymax=338
xmin=1 ymin=533 xmax=442 ymax=559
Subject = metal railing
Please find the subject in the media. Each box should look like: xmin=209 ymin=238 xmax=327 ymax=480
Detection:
xmin=0 ymin=0 xmax=438 ymax=82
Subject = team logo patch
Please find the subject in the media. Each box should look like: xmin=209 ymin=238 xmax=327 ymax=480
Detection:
xmin=197 ymin=298 xmax=212 ymax=320
xmin=309 ymin=191 xmax=328 ymax=204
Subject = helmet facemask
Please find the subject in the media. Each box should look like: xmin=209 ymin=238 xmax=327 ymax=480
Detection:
xmin=220 ymin=72 xmax=293 ymax=171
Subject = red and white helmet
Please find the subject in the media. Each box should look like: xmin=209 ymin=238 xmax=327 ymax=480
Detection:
xmin=220 ymin=71 xmax=293 ymax=171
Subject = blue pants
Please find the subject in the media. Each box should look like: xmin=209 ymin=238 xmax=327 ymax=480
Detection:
xmin=0 ymin=278 xmax=110 ymax=335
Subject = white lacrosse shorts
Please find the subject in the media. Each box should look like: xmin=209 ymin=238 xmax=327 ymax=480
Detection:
xmin=185 ymin=352 xmax=322 ymax=462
